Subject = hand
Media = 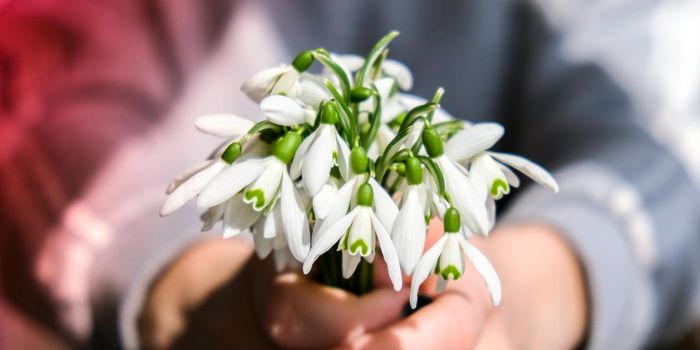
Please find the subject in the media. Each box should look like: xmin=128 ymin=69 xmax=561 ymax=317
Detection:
xmin=136 ymin=238 xmax=407 ymax=349
xmin=261 ymin=221 xmax=588 ymax=349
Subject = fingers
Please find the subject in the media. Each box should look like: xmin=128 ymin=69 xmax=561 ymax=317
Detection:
xmin=262 ymin=272 xmax=409 ymax=349
xmin=341 ymin=259 xmax=494 ymax=350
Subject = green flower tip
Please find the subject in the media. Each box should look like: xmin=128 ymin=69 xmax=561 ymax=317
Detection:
xmin=422 ymin=127 xmax=444 ymax=158
xmin=349 ymin=239 xmax=369 ymax=256
xmin=443 ymin=207 xmax=461 ymax=233
xmin=441 ymin=265 xmax=461 ymax=280
xmin=357 ymin=183 xmax=374 ymax=207
xmin=350 ymin=147 xmax=369 ymax=174
xmin=405 ymin=157 xmax=423 ymax=185
xmin=350 ymin=87 xmax=372 ymax=103
xmin=490 ymin=179 xmax=510 ymax=197
xmin=394 ymin=162 xmax=406 ymax=176
xmin=292 ymin=50 xmax=314 ymax=72
xmin=320 ymin=101 xmax=339 ymax=125
xmin=244 ymin=189 xmax=265 ymax=210
xmin=221 ymin=142 xmax=242 ymax=164
xmin=271 ymin=132 xmax=302 ymax=164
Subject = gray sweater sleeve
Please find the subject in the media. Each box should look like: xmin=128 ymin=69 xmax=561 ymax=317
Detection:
xmin=502 ymin=1 xmax=700 ymax=348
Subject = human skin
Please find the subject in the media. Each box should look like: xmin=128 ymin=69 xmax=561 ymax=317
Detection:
xmin=138 ymin=222 xmax=587 ymax=349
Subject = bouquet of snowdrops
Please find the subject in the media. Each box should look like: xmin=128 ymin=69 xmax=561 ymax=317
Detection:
xmin=160 ymin=31 xmax=558 ymax=308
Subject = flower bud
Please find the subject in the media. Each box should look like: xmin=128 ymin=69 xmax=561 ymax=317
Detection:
xmin=356 ymin=183 xmax=374 ymax=206
xmin=394 ymin=162 xmax=406 ymax=176
xmin=221 ymin=142 xmax=242 ymax=164
xmin=320 ymin=101 xmax=339 ymax=125
xmin=350 ymin=87 xmax=372 ymax=103
xmin=422 ymin=127 xmax=444 ymax=157
xmin=292 ymin=50 xmax=314 ymax=72
xmin=270 ymin=132 xmax=302 ymax=164
xmin=443 ymin=207 xmax=461 ymax=233
xmin=350 ymin=147 xmax=369 ymax=174
xmin=405 ymin=157 xmax=423 ymax=185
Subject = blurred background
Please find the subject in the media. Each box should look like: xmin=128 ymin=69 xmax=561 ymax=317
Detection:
xmin=1 ymin=0 xmax=699 ymax=349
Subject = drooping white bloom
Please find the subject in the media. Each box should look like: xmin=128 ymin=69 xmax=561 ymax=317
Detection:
xmin=445 ymin=123 xmax=559 ymax=200
xmin=303 ymin=183 xmax=403 ymax=291
xmin=196 ymin=133 xmax=311 ymax=260
xmin=391 ymin=158 xmax=431 ymax=275
xmin=434 ymin=154 xmax=490 ymax=235
xmin=161 ymin=156 xmax=235 ymax=216
xmin=242 ymin=65 xmax=301 ymax=103
xmin=291 ymin=124 xmax=350 ymax=196
xmin=410 ymin=208 xmax=501 ymax=308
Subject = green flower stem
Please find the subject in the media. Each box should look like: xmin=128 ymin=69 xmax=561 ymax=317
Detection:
xmin=312 ymin=50 xmax=352 ymax=99
xmin=362 ymin=85 xmax=383 ymax=149
xmin=324 ymin=81 xmax=358 ymax=146
xmin=355 ymin=31 xmax=399 ymax=88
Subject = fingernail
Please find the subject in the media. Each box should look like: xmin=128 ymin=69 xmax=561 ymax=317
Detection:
xmin=401 ymin=295 xmax=433 ymax=318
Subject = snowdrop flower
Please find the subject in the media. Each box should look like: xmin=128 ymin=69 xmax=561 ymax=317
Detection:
xmin=290 ymin=102 xmax=350 ymax=197
xmin=196 ymin=132 xmax=311 ymax=260
xmin=304 ymin=183 xmax=403 ymax=291
xmin=422 ymin=126 xmax=491 ymax=236
xmin=444 ymin=123 xmax=559 ymax=199
xmin=241 ymin=50 xmax=315 ymax=102
xmin=391 ymin=158 xmax=431 ymax=275
xmin=410 ymin=208 xmax=501 ymax=308
xmin=160 ymin=142 xmax=243 ymax=216
xmin=312 ymin=147 xmax=398 ymax=241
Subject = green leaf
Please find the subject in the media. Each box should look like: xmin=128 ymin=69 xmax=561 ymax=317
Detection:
xmin=312 ymin=51 xmax=352 ymax=97
xmin=355 ymin=31 xmax=399 ymax=88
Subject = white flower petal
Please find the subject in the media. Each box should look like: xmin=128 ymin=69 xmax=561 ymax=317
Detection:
xmin=195 ymin=113 xmax=254 ymax=138
xmin=488 ymin=152 xmax=558 ymax=193
xmin=241 ymin=65 xmax=292 ymax=102
xmin=332 ymin=53 xmax=365 ymax=72
xmin=262 ymin=203 xmax=283 ymax=239
xmin=438 ymin=156 xmax=490 ymax=235
xmin=296 ymin=74 xmax=331 ymax=108
xmin=280 ymin=172 xmax=311 ymax=261
xmin=200 ymin=202 xmax=225 ymax=231
xmin=303 ymin=208 xmax=359 ymax=274
xmin=271 ymin=70 xmax=301 ymax=95
xmin=342 ymin=249 xmax=362 ymax=279
xmin=290 ymin=130 xmax=316 ymax=179
xmin=166 ymin=160 xmax=215 ymax=195
xmin=303 ymin=125 xmax=335 ymax=196
xmin=436 ymin=276 xmax=448 ymax=293
xmin=223 ymin=195 xmax=261 ymax=238
xmin=486 ymin=198 xmax=496 ymax=232
xmin=348 ymin=208 xmax=374 ymax=257
xmin=445 ymin=123 xmax=504 ymax=162
xmin=368 ymin=178 xmax=399 ymax=232
xmin=260 ymin=95 xmax=306 ymax=126
xmin=410 ymin=235 xmax=448 ymax=308
xmin=457 ymin=236 xmax=502 ymax=306
xmin=391 ymin=187 xmax=427 ymax=275
xmin=312 ymin=180 xmax=338 ymax=219
xmin=243 ymin=160 xmax=285 ymax=211
xmin=497 ymin=163 xmax=520 ymax=188
xmin=253 ymin=222 xmax=274 ymax=259
xmin=196 ymin=158 xmax=269 ymax=208
xmin=382 ymin=59 xmax=413 ymax=90
xmin=160 ymin=160 xmax=227 ymax=216
xmin=336 ymin=133 xmax=351 ymax=179
xmin=313 ymin=177 xmax=356 ymax=245
xmin=369 ymin=211 xmax=403 ymax=291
